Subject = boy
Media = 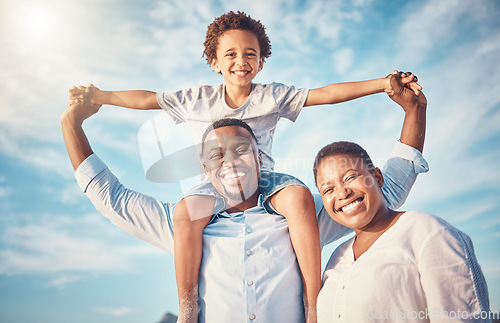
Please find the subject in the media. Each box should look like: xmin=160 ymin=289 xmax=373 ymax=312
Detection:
xmin=70 ymin=11 xmax=420 ymax=322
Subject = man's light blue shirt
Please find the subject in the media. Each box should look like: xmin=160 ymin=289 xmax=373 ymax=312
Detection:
xmin=75 ymin=141 xmax=428 ymax=322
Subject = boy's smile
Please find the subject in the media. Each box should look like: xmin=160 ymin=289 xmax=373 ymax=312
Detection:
xmin=211 ymin=29 xmax=264 ymax=95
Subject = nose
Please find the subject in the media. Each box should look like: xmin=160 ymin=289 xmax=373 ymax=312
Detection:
xmin=222 ymin=151 xmax=238 ymax=165
xmin=337 ymin=184 xmax=352 ymax=200
xmin=235 ymin=55 xmax=247 ymax=67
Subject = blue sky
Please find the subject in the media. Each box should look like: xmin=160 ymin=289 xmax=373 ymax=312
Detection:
xmin=1 ymin=0 xmax=499 ymax=321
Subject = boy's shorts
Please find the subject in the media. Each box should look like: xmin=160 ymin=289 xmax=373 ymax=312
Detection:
xmin=183 ymin=170 xmax=306 ymax=220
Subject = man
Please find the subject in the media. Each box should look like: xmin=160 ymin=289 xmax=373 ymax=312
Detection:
xmin=61 ymin=72 xmax=428 ymax=322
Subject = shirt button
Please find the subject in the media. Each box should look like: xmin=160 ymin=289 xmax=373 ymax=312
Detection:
xmin=247 ymin=280 xmax=253 ymax=286
xmin=342 ymin=285 xmax=345 ymax=289
xmin=338 ymin=314 xmax=341 ymax=318
xmin=245 ymin=249 xmax=251 ymax=256
xmin=246 ymin=227 xmax=251 ymax=233
xmin=249 ymin=314 xmax=256 ymax=320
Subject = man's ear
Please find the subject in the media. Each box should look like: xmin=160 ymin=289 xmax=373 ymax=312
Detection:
xmin=211 ymin=58 xmax=221 ymax=74
xmin=373 ymin=167 xmax=384 ymax=188
xmin=202 ymin=162 xmax=210 ymax=177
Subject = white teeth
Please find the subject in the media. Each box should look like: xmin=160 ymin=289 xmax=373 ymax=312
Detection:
xmin=341 ymin=199 xmax=361 ymax=213
xmin=233 ymin=71 xmax=247 ymax=75
xmin=222 ymin=172 xmax=245 ymax=180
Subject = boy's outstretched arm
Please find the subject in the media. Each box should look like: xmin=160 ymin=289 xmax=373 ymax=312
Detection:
xmin=304 ymin=73 xmax=421 ymax=107
xmin=69 ymin=84 xmax=161 ymax=110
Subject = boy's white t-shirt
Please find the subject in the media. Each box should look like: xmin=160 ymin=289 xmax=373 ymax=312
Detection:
xmin=157 ymin=82 xmax=309 ymax=171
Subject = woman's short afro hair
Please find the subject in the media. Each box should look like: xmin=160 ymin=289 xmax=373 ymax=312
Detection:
xmin=203 ymin=11 xmax=272 ymax=65
xmin=313 ymin=141 xmax=376 ymax=185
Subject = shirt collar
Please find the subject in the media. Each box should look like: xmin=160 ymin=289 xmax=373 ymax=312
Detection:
xmin=215 ymin=194 xmax=265 ymax=219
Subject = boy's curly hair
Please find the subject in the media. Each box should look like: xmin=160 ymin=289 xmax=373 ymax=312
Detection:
xmin=203 ymin=11 xmax=272 ymax=65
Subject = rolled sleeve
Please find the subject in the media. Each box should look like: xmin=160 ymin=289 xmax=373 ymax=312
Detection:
xmin=75 ymin=154 xmax=175 ymax=253
xmin=75 ymin=154 xmax=108 ymax=193
xmin=382 ymin=141 xmax=429 ymax=209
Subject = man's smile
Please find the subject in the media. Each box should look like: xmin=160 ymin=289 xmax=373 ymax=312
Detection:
xmin=218 ymin=166 xmax=249 ymax=184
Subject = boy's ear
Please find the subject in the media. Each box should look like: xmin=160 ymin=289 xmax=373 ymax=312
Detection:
xmin=258 ymin=57 xmax=265 ymax=72
xmin=211 ymin=58 xmax=221 ymax=73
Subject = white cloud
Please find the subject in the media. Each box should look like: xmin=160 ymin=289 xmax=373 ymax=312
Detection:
xmin=0 ymin=213 xmax=163 ymax=280
xmin=45 ymin=273 xmax=85 ymax=290
xmin=396 ymin=0 xmax=473 ymax=64
xmin=333 ymin=47 xmax=354 ymax=75
xmin=0 ymin=187 xmax=11 ymax=198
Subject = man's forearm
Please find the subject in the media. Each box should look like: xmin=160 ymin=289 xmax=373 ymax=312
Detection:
xmin=61 ymin=112 xmax=93 ymax=170
xmin=93 ymin=90 xmax=160 ymax=110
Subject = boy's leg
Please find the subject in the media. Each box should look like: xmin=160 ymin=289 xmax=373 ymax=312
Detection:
xmin=173 ymin=195 xmax=215 ymax=323
xmin=269 ymin=185 xmax=321 ymax=323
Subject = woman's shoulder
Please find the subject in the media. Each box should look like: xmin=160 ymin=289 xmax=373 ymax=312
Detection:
xmin=400 ymin=210 xmax=451 ymax=229
xmin=399 ymin=211 xmax=470 ymax=243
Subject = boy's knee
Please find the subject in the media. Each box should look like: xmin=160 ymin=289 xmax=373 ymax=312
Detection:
xmin=270 ymin=185 xmax=315 ymax=214
xmin=173 ymin=195 xmax=216 ymax=223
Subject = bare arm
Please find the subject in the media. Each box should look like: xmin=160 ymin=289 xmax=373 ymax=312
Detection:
xmin=61 ymin=89 xmax=99 ymax=170
xmin=69 ymin=85 xmax=160 ymax=110
xmin=305 ymin=78 xmax=390 ymax=107
xmin=389 ymin=72 xmax=427 ymax=153
xmin=304 ymin=74 xmax=422 ymax=107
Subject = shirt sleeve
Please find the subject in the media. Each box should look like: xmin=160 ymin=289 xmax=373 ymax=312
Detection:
xmin=382 ymin=141 xmax=429 ymax=209
xmin=272 ymin=82 xmax=309 ymax=122
xmin=75 ymin=154 xmax=175 ymax=253
xmin=314 ymin=194 xmax=353 ymax=248
xmin=156 ymin=88 xmax=196 ymax=124
xmin=418 ymin=225 xmax=490 ymax=320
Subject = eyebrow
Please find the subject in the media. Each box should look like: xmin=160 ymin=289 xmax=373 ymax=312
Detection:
xmin=224 ymin=47 xmax=258 ymax=53
xmin=318 ymin=169 xmax=359 ymax=186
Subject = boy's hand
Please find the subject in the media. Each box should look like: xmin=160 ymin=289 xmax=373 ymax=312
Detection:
xmin=63 ymin=86 xmax=101 ymax=124
xmin=388 ymin=71 xmax=427 ymax=112
xmin=69 ymin=84 xmax=101 ymax=109
xmin=384 ymin=70 xmax=422 ymax=96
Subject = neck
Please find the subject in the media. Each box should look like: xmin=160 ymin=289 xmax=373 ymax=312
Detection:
xmin=225 ymin=83 xmax=252 ymax=109
xmin=355 ymin=207 xmax=399 ymax=236
xmin=352 ymin=208 xmax=401 ymax=260
xmin=225 ymin=190 xmax=260 ymax=214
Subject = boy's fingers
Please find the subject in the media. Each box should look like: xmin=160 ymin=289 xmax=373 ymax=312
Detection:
xmin=409 ymin=83 xmax=421 ymax=96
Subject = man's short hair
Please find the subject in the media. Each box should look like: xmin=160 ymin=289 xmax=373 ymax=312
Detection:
xmin=201 ymin=118 xmax=258 ymax=155
xmin=203 ymin=11 xmax=272 ymax=65
xmin=313 ymin=141 xmax=375 ymax=184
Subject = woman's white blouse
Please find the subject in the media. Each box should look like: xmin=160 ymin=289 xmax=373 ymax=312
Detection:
xmin=317 ymin=211 xmax=490 ymax=322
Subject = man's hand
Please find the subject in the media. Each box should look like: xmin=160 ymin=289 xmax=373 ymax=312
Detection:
xmin=64 ymin=86 xmax=101 ymax=124
xmin=388 ymin=70 xmax=427 ymax=112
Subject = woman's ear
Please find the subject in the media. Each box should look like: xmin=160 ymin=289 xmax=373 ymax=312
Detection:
xmin=373 ymin=167 xmax=384 ymax=188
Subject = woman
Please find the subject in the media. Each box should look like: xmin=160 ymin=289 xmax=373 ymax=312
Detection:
xmin=313 ymin=141 xmax=490 ymax=322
